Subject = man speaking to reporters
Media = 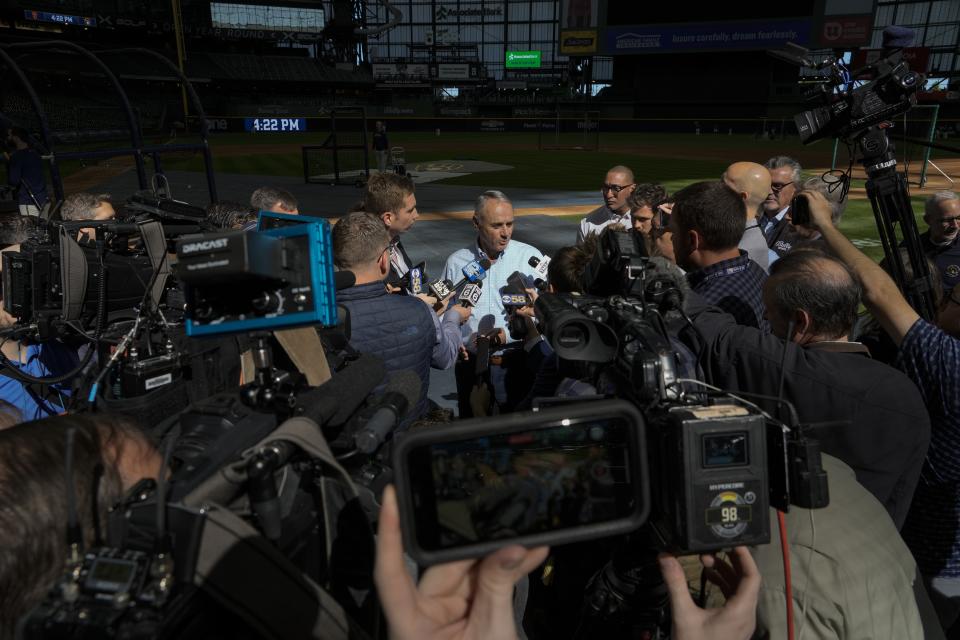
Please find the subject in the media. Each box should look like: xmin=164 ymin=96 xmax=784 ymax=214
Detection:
xmin=442 ymin=191 xmax=543 ymax=417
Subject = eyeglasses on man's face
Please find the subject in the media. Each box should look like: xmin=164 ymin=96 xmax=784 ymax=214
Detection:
xmin=771 ymin=181 xmax=795 ymax=193
xmin=601 ymin=183 xmax=634 ymax=195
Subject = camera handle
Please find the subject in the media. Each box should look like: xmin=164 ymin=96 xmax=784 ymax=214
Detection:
xmin=240 ymin=333 xmax=300 ymax=413
xmin=856 ymin=126 xmax=938 ymax=321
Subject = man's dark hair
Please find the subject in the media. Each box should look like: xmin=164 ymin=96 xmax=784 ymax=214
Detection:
xmin=206 ymin=201 xmax=255 ymax=230
xmin=671 ymin=181 xmax=745 ymax=250
xmin=0 ymin=414 xmax=137 ymax=637
xmin=363 ymin=173 xmax=415 ymax=216
xmin=627 ymin=183 xmax=668 ymax=212
xmin=768 ymin=248 xmax=862 ymax=339
xmin=250 ymin=186 xmax=298 ymax=212
xmin=548 ymin=240 xmax=596 ymax=293
xmin=0 ymin=215 xmax=39 ymax=248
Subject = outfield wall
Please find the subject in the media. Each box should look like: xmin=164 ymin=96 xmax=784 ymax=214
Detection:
xmin=198 ymin=115 xmax=815 ymax=136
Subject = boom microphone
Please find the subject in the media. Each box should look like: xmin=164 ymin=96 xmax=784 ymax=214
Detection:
xmin=643 ymin=256 xmax=689 ymax=313
xmin=354 ymin=370 xmax=422 ymax=454
xmin=296 ymin=353 xmax=386 ymax=427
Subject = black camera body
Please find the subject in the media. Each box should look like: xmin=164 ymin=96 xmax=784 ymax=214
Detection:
xmin=648 ymin=405 xmax=769 ymax=552
xmin=20 ymin=547 xmax=173 ymax=639
xmin=794 ymin=50 xmax=921 ymax=144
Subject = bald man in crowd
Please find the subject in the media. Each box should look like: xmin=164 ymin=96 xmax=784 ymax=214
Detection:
xmin=723 ymin=162 xmax=772 ymax=272
xmin=577 ymin=165 xmax=636 ymax=243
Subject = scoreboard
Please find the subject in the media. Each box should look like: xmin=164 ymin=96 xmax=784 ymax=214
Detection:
xmin=244 ymin=118 xmax=307 ymax=132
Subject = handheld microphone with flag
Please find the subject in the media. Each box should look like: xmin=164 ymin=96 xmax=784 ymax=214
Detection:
xmin=458 ymin=280 xmax=483 ymax=308
xmin=501 ymin=271 xmax=531 ymax=307
xmin=528 ymin=255 xmax=550 ymax=288
xmin=429 ymin=257 xmax=491 ymax=299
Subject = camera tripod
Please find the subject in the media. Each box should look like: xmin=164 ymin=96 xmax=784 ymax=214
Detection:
xmin=855 ymin=125 xmax=938 ymax=322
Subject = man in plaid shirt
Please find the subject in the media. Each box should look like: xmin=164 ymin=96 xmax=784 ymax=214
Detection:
xmin=670 ymin=181 xmax=770 ymax=332
xmin=802 ymin=189 xmax=960 ymax=635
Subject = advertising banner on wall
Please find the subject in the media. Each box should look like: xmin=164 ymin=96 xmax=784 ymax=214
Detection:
xmin=559 ymin=29 xmax=599 ymax=55
xmin=602 ymin=19 xmax=812 ymax=54
xmin=437 ymin=63 xmax=472 ymax=80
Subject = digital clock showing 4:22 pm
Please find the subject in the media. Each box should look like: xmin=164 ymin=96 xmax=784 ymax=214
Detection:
xmin=244 ymin=118 xmax=307 ymax=132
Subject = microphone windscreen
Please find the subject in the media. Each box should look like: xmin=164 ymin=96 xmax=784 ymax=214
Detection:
xmin=382 ymin=369 xmax=422 ymax=418
xmin=479 ymin=258 xmax=492 ymax=270
xmin=334 ymin=270 xmax=356 ymax=291
xmin=882 ymin=25 xmax=914 ymax=49
xmin=297 ymin=353 xmax=386 ymax=426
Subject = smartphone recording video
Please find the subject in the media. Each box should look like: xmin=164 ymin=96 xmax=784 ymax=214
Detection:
xmin=393 ymin=400 xmax=650 ymax=565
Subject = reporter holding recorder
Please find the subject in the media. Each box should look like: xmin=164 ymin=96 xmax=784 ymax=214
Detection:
xmin=799 ymin=189 xmax=960 ymax=634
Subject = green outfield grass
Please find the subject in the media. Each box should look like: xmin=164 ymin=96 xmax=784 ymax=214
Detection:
xmin=146 ymin=130 xmax=936 ymax=261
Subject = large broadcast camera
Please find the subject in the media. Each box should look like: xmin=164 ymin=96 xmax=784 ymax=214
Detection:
xmin=14 ymin=206 xmax=418 ymax=639
xmin=391 ymin=227 xmax=830 ymax=636
xmin=775 ymin=26 xmax=938 ymax=321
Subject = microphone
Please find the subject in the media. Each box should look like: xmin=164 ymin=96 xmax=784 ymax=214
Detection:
xmin=408 ymin=263 xmax=425 ymax=295
xmin=458 ymin=281 xmax=483 ymax=308
xmin=428 ymin=258 xmax=491 ymax=299
xmin=500 ymin=271 xmax=530 ymax=307
xmin=354 ymin=370 xmax=422 ymax=454
xmin=334 ymin=270 xmax=356 ymax=291
xmin=528 ymin=255 xmax=550 ymax=282
xmin=387 ymin=261 xmax=427 ymax=294
xmin=643 ymin=256 xmax=689 ymax=313
xmin=296 ymin=353 xmax=386 ymax=427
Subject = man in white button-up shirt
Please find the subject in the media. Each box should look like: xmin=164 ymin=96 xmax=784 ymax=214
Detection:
xmin=576 ymin=165 xmax=636 ymax=243
xmin=443 ymin=190 xmax=544 ymax=416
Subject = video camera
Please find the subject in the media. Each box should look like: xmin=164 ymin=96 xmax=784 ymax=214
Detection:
xmin=2 ymin=221 xmax=158 ymax=340
xmin=394 ymin=227 xmax=828 ymax=562
xmin=779 ymin=41 xmax=923 ymax=145
xmin=19 ymin=209 xmax=423 ymax=639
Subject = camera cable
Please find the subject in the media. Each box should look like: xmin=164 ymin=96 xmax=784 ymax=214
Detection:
xmin=778 ymin=509 xmax=796 ymax=640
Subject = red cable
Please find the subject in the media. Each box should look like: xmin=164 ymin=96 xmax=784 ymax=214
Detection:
xmin=778 ymin=509 xmax=796 ymax=640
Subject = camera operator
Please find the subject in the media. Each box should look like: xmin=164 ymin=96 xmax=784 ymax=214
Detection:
xmin=375 ymin=484 xmax=763 ymax=640
xmin=250 ymin=185 xmax=299 ymax=215
xmin=670 ymin=181 xmax=769 ymax=331
xmin=577 ymin=165 xmax=636 ymax=243
xmin=3 ymin=127 xmax=48 ymax=217
xmin=799 ymin=189 xmax=960 ymax=633
xmin=920 ymin=191 xmax=960 ymax=291
xmin=61 ymin=192 xmax=117 ymax=242
xmin=205 ymin=200 xmax=256 ymax=230
xmin=722 ymin=161 xmax=772 ymax=272
xmin=760 ymin=156 xmax=802 ymax=260
xmin=678 ymin=245 xmax=930 ymax=529
xmin=0 ymin=245 xmax=79 ymax=421
xmin=0 ymin=414 xmax=162 ymax=637
xmin=334 ymin=212 xmax=469 ymax=422
xmin=442 ymin=191 xmax=544 ymax=417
